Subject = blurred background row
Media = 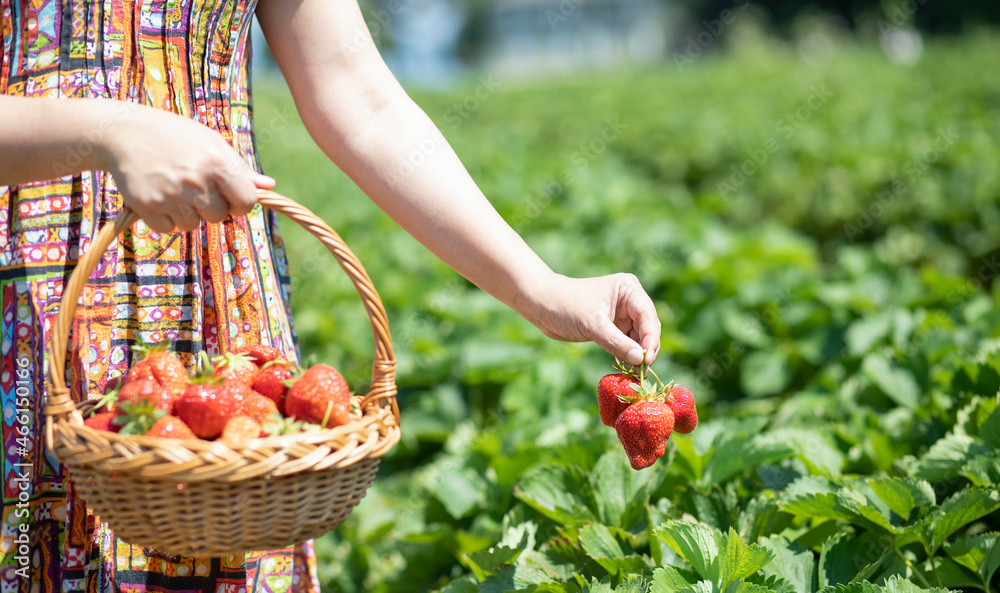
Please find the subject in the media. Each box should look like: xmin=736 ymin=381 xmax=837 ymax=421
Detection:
xmin=252 ymin=0 xmax=1000 ymax=84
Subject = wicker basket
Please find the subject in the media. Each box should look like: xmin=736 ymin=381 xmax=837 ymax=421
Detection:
xmin=44 ymin=191 xmax=399 ymax=557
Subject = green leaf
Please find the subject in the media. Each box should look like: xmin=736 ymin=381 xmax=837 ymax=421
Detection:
xmin=672 ymin=434 xmax=704 ymax=484
xmin=862 ymin=353 xmax=920 ymax=410
xmin=944 ymin=532 xmax=1000 ymax=584
xmin=468 ymin=540 xmax=525 ymax=582
xmin=759 ymin=535 xmax=817 ymax=593
xmin=705 ymin=433 xmax=795 ymax=486
xmin=818 ymin=580 xmax=882 ymax=593
xmin=909 ymin=434 xmax=989 ymax=481
xmin=722 ymin=580 xmax=773 ymax=593
xmin=927 ymin=488 xmax=1000 ymax=552
xmin=818 ymin=533 xmax=888 ymax=589
xmin=515 ymin=465 xmax=597 ymax=526
xmin=435 ymin=467 xmax=488 ymax=519
xmin=977 ymin=404 xmax=1000 ymax=448
xmin=962 ymin=451 xmax=1000 ymax=487
xmin=846 ymin=312 xmax=892 ymax=356
xmin=650 ymin=567 xmax=699 ymax=593
xmin=589 ymin=450 xmax=664 ymax=529
xmin=916 ymin=557 xmax=984 ymax=591
xmin=654 ymin=520 xmax=721 ymax=582
xmin=741 ymin=350 xmax=792 ymax=398
xmin=866 ymin=477 xmax=936 ymax=521
xmin=579 ymin=523 xmax=639 ymax=576
xmin=772 ymin=429 xmax=844 ymax=477
xmin=882 ymin=574 xmax=950 ymax=593
xmin=719 ymin=528 xmax=775 ymax=590
xmin=674 ymin=581 xmax=714 ymax=593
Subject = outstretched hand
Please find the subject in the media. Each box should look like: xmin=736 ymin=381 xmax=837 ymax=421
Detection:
xmin=526 ymin=273 xmax=661 ymax=366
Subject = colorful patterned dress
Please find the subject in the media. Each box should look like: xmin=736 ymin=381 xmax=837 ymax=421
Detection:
xmin=0 ymin=0 xmax=320 ymax=591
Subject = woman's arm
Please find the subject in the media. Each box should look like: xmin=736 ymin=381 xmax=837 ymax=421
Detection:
xmin=256 ymin=0 xmax=661 ymax=365
xmin=0 ymin=95 xmax=272 ymax=232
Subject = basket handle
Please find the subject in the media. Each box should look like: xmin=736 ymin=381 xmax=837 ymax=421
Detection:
xmin=45 ymin=190 xmax=398 ymax=423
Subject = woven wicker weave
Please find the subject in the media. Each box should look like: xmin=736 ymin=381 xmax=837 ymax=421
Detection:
xmin=44 ymin=191 xmax=399 ymax=557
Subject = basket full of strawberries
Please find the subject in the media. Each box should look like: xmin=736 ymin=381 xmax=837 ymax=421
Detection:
xmin=44 ymin=192 xmax=399 ymax=557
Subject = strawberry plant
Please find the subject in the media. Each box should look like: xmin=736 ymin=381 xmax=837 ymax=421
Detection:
xmin=254 ymin=35 xmax=1000 ymax=593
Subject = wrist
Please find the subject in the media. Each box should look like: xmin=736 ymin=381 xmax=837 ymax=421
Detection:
xmin=511 ymin=268 xmax=562 ymax=328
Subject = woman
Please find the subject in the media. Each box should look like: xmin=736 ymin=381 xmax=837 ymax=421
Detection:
xmin=0 ymin=0 xmax=661 ymax=590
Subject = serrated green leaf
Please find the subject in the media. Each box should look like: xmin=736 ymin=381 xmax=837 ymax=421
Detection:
xmin=862 ymin=353 xmax=920 ymax=410
xmin=834 ymin=488 xmax=897 ymax=533
xmin=468 ymin=541 xmax=524 ymax=582
xmin=882 ymin=574 xmax=950 ymax=593
xmin=654 ymin=520 xmax=721 ymax=582
xmin=909 ymin=434 xmax=989 ymax=481
xmin=818 ymin=533 xmax=888 ymax=589
xmin=514 ymin=465 xmax=597 ymax=526
xmin=962 ymin=451 xmax=1000 ymax=487
xmin=928 ymin=488 xmax=1000 ymax=552
xmin=781 ymin=492 xmax=850 ymax=523
xmin=867 ymin=477 xmax=936 ymax=521
xmin=720 ymin=528 xmax=775 ymax=589
xmin=759 ymin=535 xmax=817 ymax=593
xmin=435 ymin=467 xmax=488 ymax=519
xmin=650 ymin=567 xmax=699 ymax=593
xmin=672 ymin=434 xmax=703 ymax=483
xmin=818 ymin=580 xmax=882 ymax=593
xmin=723 ymin=579 xmax=773 ymax=593
xmin=944 ymin=532 xmax=1000 ymax=585
xmin=749 ymin=574 xmax=797 ymax=593
xmin=675 ymin=581 xmax=714 ymax=593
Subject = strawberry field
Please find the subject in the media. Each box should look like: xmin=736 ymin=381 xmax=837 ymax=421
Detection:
xmin=254 ymin=35 xmax=1000 ymax=593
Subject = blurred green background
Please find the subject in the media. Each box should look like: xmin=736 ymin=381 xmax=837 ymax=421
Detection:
xmin=253 ymin=15 xmax=1000 ymax=593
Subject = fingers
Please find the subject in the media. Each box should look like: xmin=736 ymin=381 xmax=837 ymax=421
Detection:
xmin=213 ymin=154 xmax=260 ymax=218
xmin=620 ymin=276 xmax=661 ymax=365
xmin=591 ymin=316 xmax=646 ymax=366
xmin=252 ymin=172 xmax=276 ymax=190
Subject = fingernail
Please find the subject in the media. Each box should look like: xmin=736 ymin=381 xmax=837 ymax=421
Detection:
xmin=626 ymin=348 xmax=643 ymax=366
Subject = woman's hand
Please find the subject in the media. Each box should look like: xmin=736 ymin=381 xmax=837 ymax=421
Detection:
xmin=525 ymin=273 xmax=661 ymax=366
xmin=101 ymin=103 xmax=274 ymax=232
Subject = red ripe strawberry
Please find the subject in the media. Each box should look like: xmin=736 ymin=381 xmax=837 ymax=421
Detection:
xmin=83 ymin=412 xmax=119 ymax=432
xmin=145 ymin=415 xmax=196 ymax=439
xmin=174 ymin=383 xmax=237 ymax=439
xmin=666 ymin=387 xmax=698 ymax=434
xmin=285 ymin=364 xmax=351 ymax=428
xmin=251 ymin=363 xmax=295 ymax=414
xmin=239 ymin=391 xmax=280 ymax=425
xmin=598 ymin=373 xmax=639 ymax=427
xmin=220 ymin=416 xmax=263 ymax=447
xmin=130 ymin=343 xmax=189 ymax=395
xmin=125 ymin=360 xmax=157 ymax=385
xmin=212 ymin=353 xmax=257 ymax=385
xmin=615 ymin=401 xmax=675 ymax=470
xmin=234 ymin=344 xmax=286 ymax=367
xmin=117 ymin=379 xmax=172 ymax=412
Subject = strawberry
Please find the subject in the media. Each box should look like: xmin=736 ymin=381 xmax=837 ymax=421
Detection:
xmin=615 ymin=401 xmax=674 ymax=470
xmin=117 ymin=379 xmax=171 ymax=412
xmin=212 ymin=353 xmax=257 ymax=385
xmin=239 ymin=391 xmax=280 ymax=425
xmin=83 ymin=412 xmax=119 ymax=432
xmin=220 ymin=416 xmax=263 ymax=447
xmin=130 ymin=343 xmax=189 ymax=395
xmin=251 ymin=362 xmax=295 ymax=414
xmin=145 ymin=415 xmax=196 ymax=439
xmin=598 ymin=373 xmax=639 ymax=427
xmin=666 ymin=387 xmax=698 ymax=434
xmin=233 ymin=344 xmax=286 ymax=367
xmin=285 ymin=364 xmax=351 ymax=428
xmin=174 ymin=383 xmax=237 ymax=439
